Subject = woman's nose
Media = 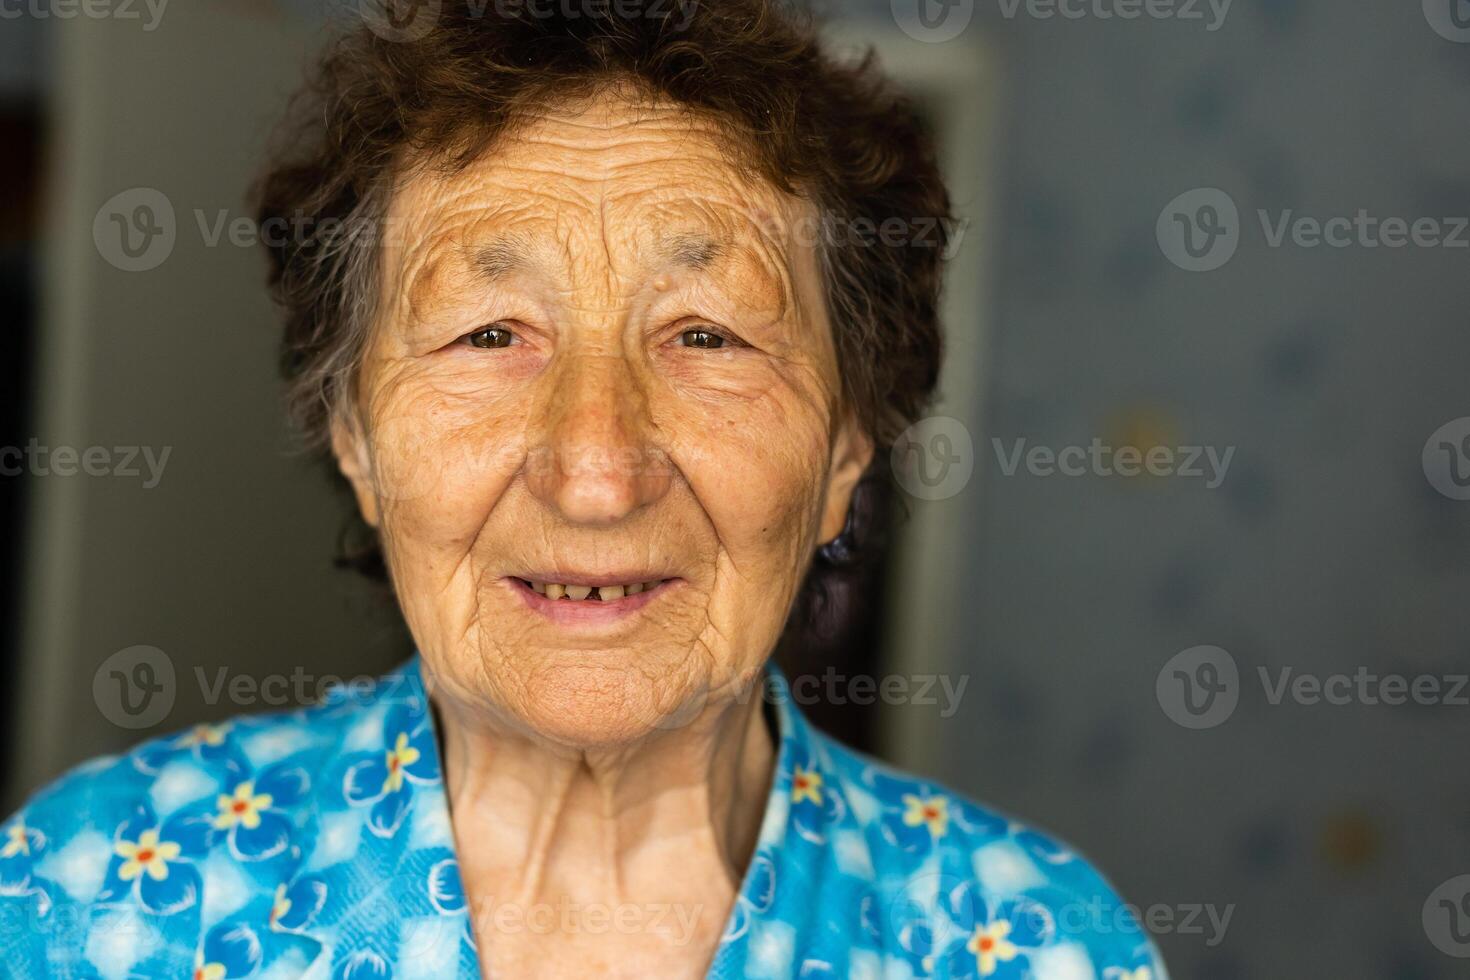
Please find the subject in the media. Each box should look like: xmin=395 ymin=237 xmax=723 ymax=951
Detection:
xmin=525 ymin=352 xmax=672 ymax=525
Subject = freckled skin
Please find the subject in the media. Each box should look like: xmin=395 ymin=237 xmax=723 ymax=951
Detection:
xmin=332 ymin=93 xmax=871 ymax=977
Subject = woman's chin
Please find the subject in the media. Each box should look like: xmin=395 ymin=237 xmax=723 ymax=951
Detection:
xmin=492 ymin=660 xmax=718 ymax=749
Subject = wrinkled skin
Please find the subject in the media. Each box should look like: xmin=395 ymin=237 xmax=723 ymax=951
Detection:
xmin=332 ymin=92 xmax=872 ymax=977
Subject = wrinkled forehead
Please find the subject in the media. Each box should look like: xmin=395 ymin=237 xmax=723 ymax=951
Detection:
xmin=379 ymin=97 xmax=822 ymax=308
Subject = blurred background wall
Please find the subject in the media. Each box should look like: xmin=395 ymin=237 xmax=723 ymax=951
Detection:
xmin=3 ymin=2 xmax=1469 ymax=978
xmin=2 ymin=1 xmax=411 ymax=807
xmin=912 ymin=4 xmax=1470 ymax=979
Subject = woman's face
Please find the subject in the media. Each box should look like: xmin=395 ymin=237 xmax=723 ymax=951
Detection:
xmin=333 ymin=93 xmax=871 ymax=747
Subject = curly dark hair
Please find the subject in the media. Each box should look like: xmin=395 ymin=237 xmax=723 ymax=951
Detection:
xmin=253 ymin=0 xmax=952 ymax=650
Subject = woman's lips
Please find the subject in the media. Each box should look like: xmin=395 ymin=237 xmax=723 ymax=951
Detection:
xmin=525 ymin=578 xmax=666 ymax=601
xmin=506 ymin=576 xmax=677 ymax=624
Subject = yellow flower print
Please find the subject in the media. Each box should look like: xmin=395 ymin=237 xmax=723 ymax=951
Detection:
xmin=269 ymin=883 xmax=291 ymax=930
xmin=2 ymin=821 xmax=31 ymax=858
xmin=181 ymin=723 xmax=230 ymax=748
xmin=901 ymin=793 xmax=949 ymax=838
xmin=115 ymin=829 xmax=181 ymax=882
xmin=792 ymin=766 xmax=823 ymax=806
xmin=383 ymin=731 xmax=422 ymax=794
xmin=193 ymin=954 xmax=227 ymax=980
xmin=967 ymin=920 xmax=1019 ymax=977
xmin=213 ymin=781 xmax=275 ymax=831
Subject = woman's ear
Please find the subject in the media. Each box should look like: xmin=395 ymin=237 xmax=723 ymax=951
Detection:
xmin=330 ymin=410 xmax=381 ymax=529
xmin=819 ymin=414 xmax=875 ymax=545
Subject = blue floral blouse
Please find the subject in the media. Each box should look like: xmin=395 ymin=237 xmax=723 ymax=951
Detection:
xmin=0 ymin=660 xmax=1165 ymax=979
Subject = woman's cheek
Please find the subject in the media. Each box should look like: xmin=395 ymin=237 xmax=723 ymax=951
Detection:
xmin=666 ymin=389 xmax=831 ymax=559
xmin=367 ymin=382 xmax=528 ymax=548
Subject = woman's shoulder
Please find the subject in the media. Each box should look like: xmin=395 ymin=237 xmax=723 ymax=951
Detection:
xmin=3 ymin=702 xmax=346 ymax=890
xmin=12 ymin=665 xmax=427 ymax=822
xmin=812 ymin=730 xmax=1117 ymax=887
xmin=791 ymin=725 xmax=1168 ymax=978
xmin=0 ymin=676 xmax=436 ymax=974
xmin=7 ymin=664 xmax=431 ymax=840
xmin=22 ymin=708 xmax=325 ymax=804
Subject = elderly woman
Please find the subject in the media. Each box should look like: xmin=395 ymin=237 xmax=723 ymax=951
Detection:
xmin=3 ymin=3 xmax=1164 ymax=978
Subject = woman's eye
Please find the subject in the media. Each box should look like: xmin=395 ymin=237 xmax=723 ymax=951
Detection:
xmin=462 ymin=324 xmax=515 ymax=349
xmin=679 ymin=328 xmax=726 ymax=349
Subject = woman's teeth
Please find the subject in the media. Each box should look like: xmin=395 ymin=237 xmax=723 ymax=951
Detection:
xmin=528 ymin=580 xmax=662 ymax=601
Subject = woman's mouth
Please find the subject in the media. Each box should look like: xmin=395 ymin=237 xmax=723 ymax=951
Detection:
xmin=518 ymin=578 xmax=670 ymax=601
xmin=506 ymin=575 xmax=679 ymax=624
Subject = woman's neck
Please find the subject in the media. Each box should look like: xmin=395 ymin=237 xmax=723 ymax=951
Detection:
xmin=433 ymin=682 xmax=776 ymax=976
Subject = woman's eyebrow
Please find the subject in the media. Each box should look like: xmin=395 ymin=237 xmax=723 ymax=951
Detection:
xmin=466 ymin=233 xmax=726 ymax=281
xmin=468 ymin=235 xmax=534 ymax=282
xmin=659 ymin=233 xmax=727 ymax=271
